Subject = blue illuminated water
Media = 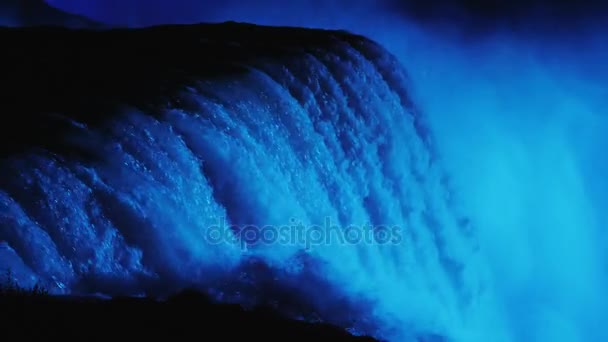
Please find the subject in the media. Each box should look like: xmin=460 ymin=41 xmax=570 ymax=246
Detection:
xmin=0 ymin=35 xmax=488 ymax=340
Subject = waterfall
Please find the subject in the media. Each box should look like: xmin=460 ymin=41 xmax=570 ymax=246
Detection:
xmin=0 ymin=23 xmax=493 ymax=341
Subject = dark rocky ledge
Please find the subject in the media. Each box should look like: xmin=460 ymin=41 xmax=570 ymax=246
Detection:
xmin=0 ymin=289 xmax=377 ymax=341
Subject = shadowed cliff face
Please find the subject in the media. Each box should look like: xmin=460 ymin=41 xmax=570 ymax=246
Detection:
xmin=0 ymin=0 xmax=102 ymax=28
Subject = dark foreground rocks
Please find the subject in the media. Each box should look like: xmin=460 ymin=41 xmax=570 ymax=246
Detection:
xmin=0 ymin=290 xmax=377 ymax=341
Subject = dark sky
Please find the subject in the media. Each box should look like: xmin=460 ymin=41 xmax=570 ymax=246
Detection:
xmin=45 ymin=0 xmax=608 ymax=29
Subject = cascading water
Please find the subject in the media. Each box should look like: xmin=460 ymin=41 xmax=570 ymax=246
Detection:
xmin=0 ymin=24 xmax=496 ymax=341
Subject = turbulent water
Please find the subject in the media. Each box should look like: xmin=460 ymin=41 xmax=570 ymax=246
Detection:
xmin=0 ymin=25 xmax=493 ymax=341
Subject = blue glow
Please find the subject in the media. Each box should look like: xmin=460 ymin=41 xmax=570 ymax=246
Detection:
xmin=2 ymin=1 xmax=608 ymax=341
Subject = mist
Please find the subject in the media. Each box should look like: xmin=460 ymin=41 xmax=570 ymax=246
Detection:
xmin=394 ymin=19 xmax=608 ymax=342
xmin=14 ymin=1 xmax=608 ymax=340
xmin=386 ymin=19 xmax=608 ymax=341
xmin=408 ymin=28 xmax=608 ymax=341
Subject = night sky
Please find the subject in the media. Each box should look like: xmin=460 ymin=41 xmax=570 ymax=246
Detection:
xmin=45 ymin=0 xmax=608 ymax=30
